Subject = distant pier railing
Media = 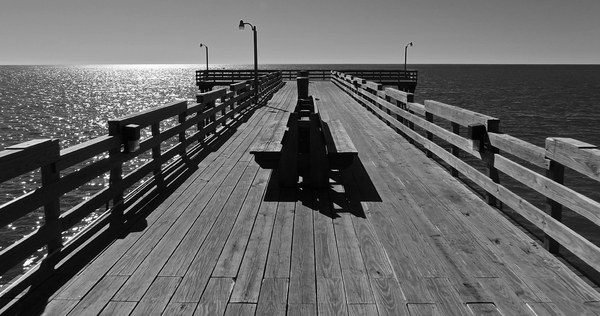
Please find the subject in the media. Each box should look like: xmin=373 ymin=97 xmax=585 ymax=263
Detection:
xmin=197 ymin=69 xmax=418 ymax=91
xmin=0 ymin=72 xmax=283 ymax=300
xmin=332 ymin=70 xmax=600 ymax=277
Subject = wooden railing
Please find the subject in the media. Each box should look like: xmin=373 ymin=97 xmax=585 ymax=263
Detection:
xmin=0 ymin=72 xmax=283 ymax=301
xmin=331 ymin=70 xmax=600 ymax=275
xmin=196 ymin=69 xmax=418 ymax=84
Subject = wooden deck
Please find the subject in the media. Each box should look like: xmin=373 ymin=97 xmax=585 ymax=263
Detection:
xmin=13 ymin=82 xmax=600 ymax=315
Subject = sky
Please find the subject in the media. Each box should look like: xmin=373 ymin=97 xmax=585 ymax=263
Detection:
xmin=1 ymin=0 xmax=599 ymax=65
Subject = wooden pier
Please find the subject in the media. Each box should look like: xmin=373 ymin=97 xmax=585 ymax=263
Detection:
xmin=2 ymin=70 xmax=600 ymax=315
xmin=196 ymin=69 xmax=418 ymax=93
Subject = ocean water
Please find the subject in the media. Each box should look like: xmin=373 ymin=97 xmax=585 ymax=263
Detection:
xmin=1 ymin=64 xmax=599 ymax=286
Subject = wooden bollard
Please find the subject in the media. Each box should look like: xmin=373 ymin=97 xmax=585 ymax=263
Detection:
xmin=297 ymin=70 xmax=309 ymax=100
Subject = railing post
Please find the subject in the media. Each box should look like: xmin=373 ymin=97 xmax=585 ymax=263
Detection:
xmin=451 ymin=122 xmax=460 ymax=177
xmin=151 ymin=122 xmax=163 ymax=184
xmin=108 ymin=122 xmax=124 ymax=229
xmin=38 ymin=140 xmax=62 ymax=256
xmin=485 ymin=122 xmax=501 ymax=207
xmin=425 ymin=112 xmax=433 ymax=157
xmin=178 ymin=110 xmax=188 ymax=158
xmin=544 ymin=160 xmax=565 ymax=254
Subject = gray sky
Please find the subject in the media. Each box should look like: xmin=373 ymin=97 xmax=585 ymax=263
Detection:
xmin=1 ymin=0 xmax=599 ymax=65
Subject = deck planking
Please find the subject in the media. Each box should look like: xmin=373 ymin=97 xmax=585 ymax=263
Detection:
xmin=9 ymin=81 xmax=600 ymax=316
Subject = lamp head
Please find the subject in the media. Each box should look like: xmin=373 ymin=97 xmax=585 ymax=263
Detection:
xmin=239 ymin=20 xmax=245 ymax=30
xmin=200 ymin=43 xmax=204 ymax=47
xmin=409 ymin=42 xmax=413 ymax=47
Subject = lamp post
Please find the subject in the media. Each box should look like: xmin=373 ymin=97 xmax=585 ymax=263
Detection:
xmin=199 ymin=43 xmax=209 ymax=73
xmin=404 ymin=42 xmax=413 ymax=70
xmin=239 ymin=20 xmax=258 ymax=102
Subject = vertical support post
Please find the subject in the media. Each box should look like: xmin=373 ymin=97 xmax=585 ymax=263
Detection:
xmin=485 ymin=121 xmax=501 ymax=207
xmin=108 ymin=122 xmax=124 ymax=230
xmin=544 ymin=160 xmax=565 ymax=254
xmin=39 ymin=140 xmax=62 ymax=256
xmin=310 ymin=113 xmax=329 ymax=187
xmin=451 ymin=122 xmax=460 ymax=177
xmin=425 ymin=112 xmax=434 ymax=158
xmin=178 ymin=111 xmax=188 ymax=158
xmin=280 ymin=113 xmax=299 ymax=187
xmin=151 ymin=122 xmax=163 ymax=185
xmin=208 ymin=99 xmax=216 ymax=132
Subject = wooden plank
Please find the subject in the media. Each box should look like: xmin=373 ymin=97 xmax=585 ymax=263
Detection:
xmin=224 ymin=303 xmax=256 ymax=316
xmin=264 ymin=188 xmax=296 ymax=278
xmin=527 ymin=303 xmax=568 ymax=316
xmin=36 ymin=300 xmax=79 ymax=316
xmin=545 ymin=137 xmax=600 ymax=182
xmin=289 ymin=188 xmax=316 ymax=304
xmin=56 ymin=135 xmax=121 ymax=171
xmin=213 ymin=167 xmax=270 ymax=277
xmin=346 ymin=207 xmax=394 ymax=280
xmin=487 ymin=133 xmax=549 ymax=169
xmin=229 ymin=181 xmax=278 ymax=303
xmin=67 ymin=276 xmax=129 ymax=316
xmin=109 ymin=100 xmax=187 ymax=130
xmin=255 ymin=278 xmax=288 ymax=315
xmin=476 ymin=277 xmax=536 ymax=316
xmin=314 ymin=189 xmax=341 ymax=279
xmin=384 ymin=87 xmax=414 ymax=104
xmin=529 ymin=277 xmax=598 ymax=316
xmin=424 ymin=278 xmax=470 ymax=316
xmin=195 ymin=278 xmax=235 ymax=316
xmin=170 ymin=164 xmax=259 ymax=303
xmin=156 ymin=160 xmax=247 ymax=277
xmin=494 ymin=153 xmax=600 ymax=228
xmin=348 ymin=304 xmax=378 ymax=316
xmin=288 ymin=303 xmax=317 ymax=316
xmin=467 ymin=303 xmax=503 ymax=316
xmin=108 ymin=157 xmax=232 ymax=277
xmin=407 ymin=303 xmax=441 ymax=316
xmin=325 ymin=120 xmax=358 ymax=154
xmin=317 ymin=278 xmax=347 ymax=316
xmin=161 ymin=302 xmax=197 ymax=316
xmin=333 ymin=211 xmax=374 ymax=303
xmin=423 ymin=100 xmax=500 ymax=131
xmin=130 ymin=276 xmax=181 ymax=316
xmin=370 ymin=278 xmax=408 ymax=316
xmin=0 ymin=139 xmax=60 ymax=183
xmin=98 ymin=302 xmax=138 ymax=316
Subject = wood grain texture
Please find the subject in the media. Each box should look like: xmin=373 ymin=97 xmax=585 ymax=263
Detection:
xmin=255 ymin=278 xmax=288 ymax=315
xmin=98 ymin=302 xmax=138 ymax=316
xmin=370 ymin=278 xmax=408 ymax=316
xmin=223 ymin=303 xmax=256 ymax=316
xmin=130 ymin=276 xmax=181 ymax=316
xmin=195 ymin=278 xmax=235 ymax=316
xmin=161 ymin=303 xmax=197 ymax=316
xmin=67 ymin=276 xmax=129 ymax=316
xmin=289 ymin=188 xmax=316 ymax=304
xmin=545 ymin=137 xmax=600 ymax=182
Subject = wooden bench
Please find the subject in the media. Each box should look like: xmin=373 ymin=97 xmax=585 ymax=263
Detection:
xmin=249 ymin=110 xmax=293 ymax=169
xmin=250 ymin=96 xmax=357 ymax=187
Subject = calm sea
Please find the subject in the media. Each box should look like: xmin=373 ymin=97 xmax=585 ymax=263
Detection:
xmin=1 ymin=64 xmax=599 ymax=286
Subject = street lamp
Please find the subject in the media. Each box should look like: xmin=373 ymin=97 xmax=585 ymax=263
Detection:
xmin=239 ymin=20 xmax=258 ymax=102
xmin=404 ymin=42 xmax=413 ymax=71
xmin=199 ymin=43 xmax=209 ymax=73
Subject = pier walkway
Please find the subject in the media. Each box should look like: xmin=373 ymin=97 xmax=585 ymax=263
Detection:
xmin=5 ymin=82 xmax=600 ymax=315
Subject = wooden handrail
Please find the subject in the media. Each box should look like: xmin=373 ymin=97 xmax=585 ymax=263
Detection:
xmin=0 ymin=72 xmax=284 ymax=298
xmin=331 ymin=70 xmax=600 ymax=275
xmin=196 ymin=69 xmax=418 ymax=84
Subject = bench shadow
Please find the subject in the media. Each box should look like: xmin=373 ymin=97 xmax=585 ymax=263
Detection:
xmin=263 ymin=156 xmax=381 ymax=219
